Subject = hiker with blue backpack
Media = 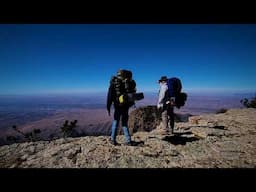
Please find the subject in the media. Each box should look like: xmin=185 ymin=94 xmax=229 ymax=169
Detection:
xmin=157 ymin=76 xmax=187 ymax=135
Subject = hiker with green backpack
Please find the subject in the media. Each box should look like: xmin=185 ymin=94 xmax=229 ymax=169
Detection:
xmin=107 ymin=69 xmax=144 ymax=146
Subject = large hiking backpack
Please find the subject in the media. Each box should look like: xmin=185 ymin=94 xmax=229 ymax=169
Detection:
xmin=111 ymin=70 xmax=138 ymax=106
xmin=117 ymin=69 xmax=133 ymax=80
xmin=167 ymin=77 xmax=182 ymax=97
xmin=166 ymin=77 xmax=187 ymax=109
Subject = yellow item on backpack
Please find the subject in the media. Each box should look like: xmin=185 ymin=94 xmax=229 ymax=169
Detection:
xmin=119 ymin=95 xmax=124 ymax=104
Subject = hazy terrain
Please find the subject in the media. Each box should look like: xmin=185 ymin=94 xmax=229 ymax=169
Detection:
xmin=1 ymin=108 xmax=255 ymax=168
xmin=0 ymin=92 xmax=252 ymax=145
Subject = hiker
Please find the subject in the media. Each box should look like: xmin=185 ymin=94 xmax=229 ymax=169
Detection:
xmin=107 ymin=69 xmax=137 ymax=146
xmin=157 ymin=76 xmax=175 ymax=135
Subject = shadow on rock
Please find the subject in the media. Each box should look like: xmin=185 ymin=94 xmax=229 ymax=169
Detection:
xmin=162 ymin=134 xmax=200 ymax=145
xmin=211 ymin=126 xmax=226 ymax=130
xmin=175 ymin=113 xmax=193 ymax=123
xmin=131 ymin=140 xmax=145 ymax=147
xmin=186 ymin=125 xmax=226 ymax=130
xmin=173 ymin=131 xmax=193 ymax=136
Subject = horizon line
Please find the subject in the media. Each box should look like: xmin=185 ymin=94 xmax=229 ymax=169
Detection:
xmin=0 ymin=90 xmax=255 ymax=97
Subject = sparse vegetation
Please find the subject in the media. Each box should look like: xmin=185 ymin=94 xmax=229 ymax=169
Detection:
xmin=24 ymin=129 xmax=41 ymax=142
xmin=61 ymin=120 xmax=78 ymax=138
xmin=6 ymin=135 xmax=18 ymax=142
xmin=11 ymin=125 xmax=41 ymax=142
xmin=240 ymin=96 xmax=256 ymax=108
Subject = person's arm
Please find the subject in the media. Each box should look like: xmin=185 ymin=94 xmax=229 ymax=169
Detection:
xmin=157 ymin=83 xmax=167 ymax=108
xmin=131 ymin=79 xmax=136 ymax=93
xmin=107 ymin=80 xmax=114 ymax=116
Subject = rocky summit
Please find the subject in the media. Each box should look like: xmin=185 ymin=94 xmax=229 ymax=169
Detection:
xmin=0 ymin=108 xmax=255 ymax=168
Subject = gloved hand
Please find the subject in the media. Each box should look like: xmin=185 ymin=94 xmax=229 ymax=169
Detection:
xmin=157 ymin=103 xmax=163 ymax=109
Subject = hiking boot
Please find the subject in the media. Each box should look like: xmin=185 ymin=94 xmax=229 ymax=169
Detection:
xmin=125 ymin=141 xmax=135 ymax=146
xmin=109 ymin=139 xmax=118 ymax=146
xmin=162 ymin=130 xmax=171 ymax=136
xmin=165 ymin=130 xmax=175 ymax=136
xmin=157 ymin=129 xmax=169 ymax=135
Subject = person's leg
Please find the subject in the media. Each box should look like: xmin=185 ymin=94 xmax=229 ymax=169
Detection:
xmin=111 ymin=107 xmax=121 ymax=143
xmin=161 ymin=109 xmax=169 ymax=133
xmin=121 ymin=106 xmax=131 ymax=144
xmin=168 ymin=106 xmax=175 ymax=133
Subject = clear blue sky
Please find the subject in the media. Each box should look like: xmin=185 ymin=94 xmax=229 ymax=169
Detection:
xmin=0 ymin=24 xmax=256 ymax=95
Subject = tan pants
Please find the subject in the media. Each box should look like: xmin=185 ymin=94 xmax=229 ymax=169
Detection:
xmin=161 ymin=106 xmax=174 ymax=133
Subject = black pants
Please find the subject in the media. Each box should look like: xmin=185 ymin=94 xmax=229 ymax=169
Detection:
xmin=114 ymin=105 xmax=129 ymax=127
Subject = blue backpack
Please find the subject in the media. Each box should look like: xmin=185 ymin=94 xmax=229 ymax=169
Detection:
xmin=167 ymin=77 xmax=182 ymax=97
xmin=167 ymin=77 xmax=187 ymax=108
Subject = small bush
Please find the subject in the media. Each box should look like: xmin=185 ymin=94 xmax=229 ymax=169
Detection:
xmin=24 ymin=129 xmax=41 ymax=142
xmin=6 ymin=135 xmax=18 ymax=142
xmin=61 ymin=120 xmax=78 ymax=138
xmin=240 ymin=96 xmax=256 ymax=108
xmin=216 ymin=108 xmax=227 ymax=114
xmin=12 ymin=125 xmax=41 ymax=142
